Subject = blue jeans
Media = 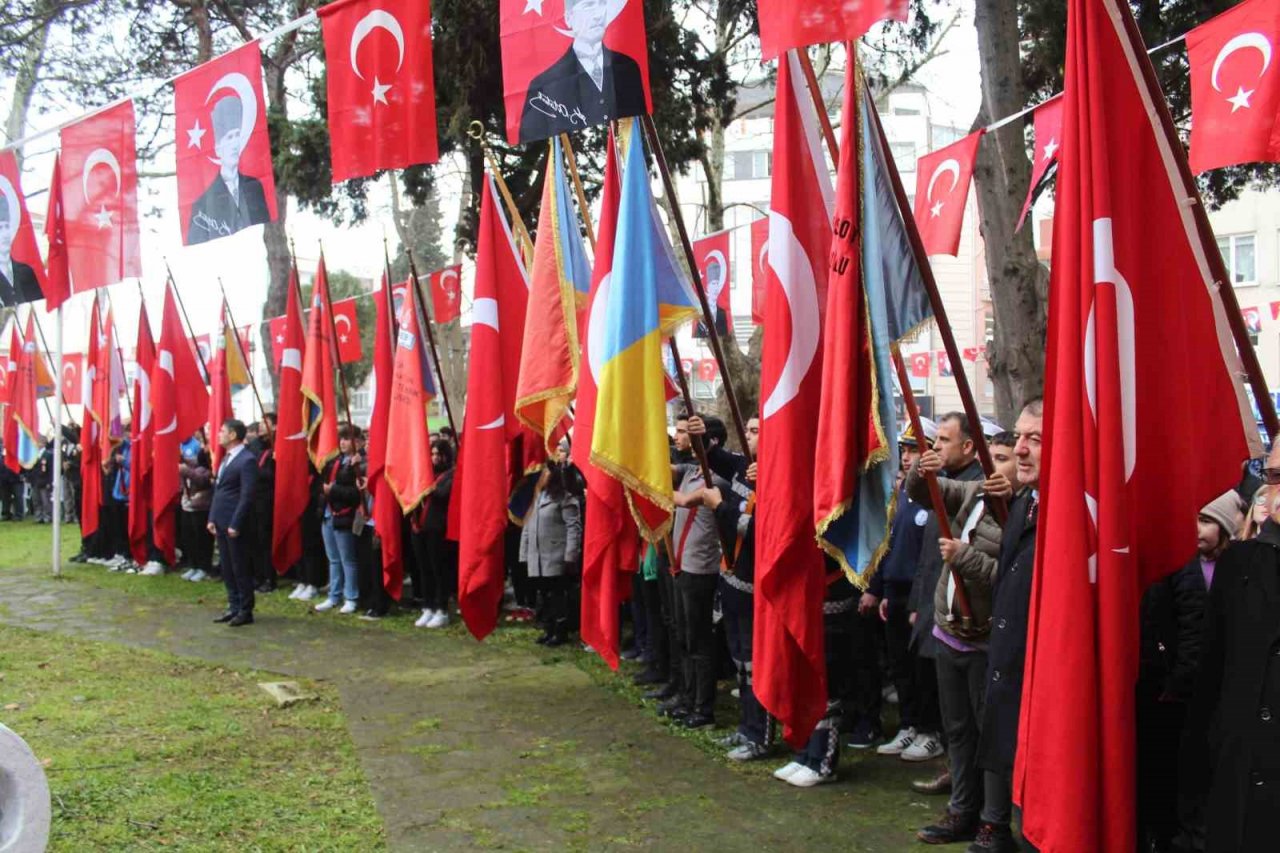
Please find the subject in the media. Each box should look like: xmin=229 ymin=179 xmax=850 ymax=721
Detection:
xmin=321 ymin=519 xmax=360 ymax=604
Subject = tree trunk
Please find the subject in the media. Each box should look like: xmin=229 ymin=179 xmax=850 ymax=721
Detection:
xmin=4 ymin=0 xmax=59 ymax=169
xmin=259 ymin=40 xmax=296 ymax=403
xmin=971 ymin=0 xmax=1048 ymax=426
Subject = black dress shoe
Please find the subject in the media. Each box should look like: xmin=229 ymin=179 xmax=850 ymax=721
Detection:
xmin=535 ymin=632 xmax=552 ymax=645
xmin=228 ymin=611 xmax=254 ymax=627
xmin=543 ymin=634 xmax=567 ymax=648
xmin=633 ymin=669 xmax=667 ymax=687
xmin=213 ymin=611 xmax=235 ymax=623
xmin=644 ymin=683 xmax=678 ymax=701
xmin=657 ymin=696 xmax=690 ymax=718
xmin=681 ymin=712 xmax=715 ymax=730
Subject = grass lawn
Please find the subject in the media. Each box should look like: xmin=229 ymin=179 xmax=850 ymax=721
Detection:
xmin=0 ymin=620 xmax=383 ymax=851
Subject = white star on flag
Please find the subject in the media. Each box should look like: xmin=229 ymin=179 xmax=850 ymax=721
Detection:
xmin=339 ymin=334 xmax=349 ymax=343
xmin=930 ymin=201 xmax=944 ymax=218
xmin=523 ymin=0 xmax=544 ymax=14
xmin=187 ymin=120 xmax=206 ymax=149
xmin=1042 ymin=138 xmax=1059 ymax=161
xmin=1227 ymin=85 xmax=1254 ymax=113
xmin=275 ymin=334 xmax=284 ymax=345
xmin=93 ymin=204 xmax=113 ymax=230
xmin=372 ymin=77 xmax=391 ymax=106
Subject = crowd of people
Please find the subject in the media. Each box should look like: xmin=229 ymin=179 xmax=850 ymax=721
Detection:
xmin=7 ymin=393 xmax=1279 ymax=853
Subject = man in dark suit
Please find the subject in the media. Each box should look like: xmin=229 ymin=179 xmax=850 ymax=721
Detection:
xmin=186 ymin=96 xmax=270 ymax=245
xmin=208 ymin=418 xmax=258 ymax=626
xmin=0 ymin=202 xmax=44 ymax=307
xmin=518 ymin=0 xmax=647 ymax=143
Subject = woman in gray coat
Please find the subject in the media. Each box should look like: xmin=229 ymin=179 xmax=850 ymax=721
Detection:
xmin=519 ymin=458 xmax=583 ymax=647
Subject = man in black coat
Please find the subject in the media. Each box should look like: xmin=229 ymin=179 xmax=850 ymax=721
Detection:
xmin=1185 ymin=467 xmax=1280 ymax=853
xmin=517 ymin=0 xmax=647 ymax=142
xmin=208 ymin=418 xmax=258 ymax=626
xmin=186 ymin=96 xmax=270 ymax=244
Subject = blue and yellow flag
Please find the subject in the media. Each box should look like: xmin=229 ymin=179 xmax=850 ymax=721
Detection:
xmin=590 ymin=128 xmax=700 ymax=541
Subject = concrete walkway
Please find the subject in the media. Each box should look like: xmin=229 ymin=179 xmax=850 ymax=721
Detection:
xmin=0 ymin=568 xmax=938 ymax=851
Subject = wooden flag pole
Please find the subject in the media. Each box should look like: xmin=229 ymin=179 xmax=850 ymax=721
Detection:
xmin=468 ymin=121 xmax=535 ymax=262
xmin=405 ymin=248 xmax=459 ymax=442
xmin=892 ymin=348 xmax=974 ymax=624
xmin=215 ymin=278 xmax=272 ymax=441
xmin=560 ymin=132 xmax=597 ymax=250
xmin=640 ymin=114 xmax=752 ymax=457
xmin=164 ymin=261 xmax=213 ymax=386
xmin=314 ymin=245 xmax=355 ymax=429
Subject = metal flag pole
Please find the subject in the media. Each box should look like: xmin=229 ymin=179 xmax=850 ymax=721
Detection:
xmin=404 ymin=247 xmax=459 ymax=441
xmin=52 ymin=305 xmax=63 ymax=577
xmin=216 ymin=278 xmax=273 ymax=441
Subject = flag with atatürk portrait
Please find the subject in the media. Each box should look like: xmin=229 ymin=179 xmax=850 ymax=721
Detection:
xmin=692 ymin=229 xmax=732 ymax=338
xmin=0 ymin=153 xmax=49 ymax=309
xmin=500 ymin=0 xmax=653 ymax=144
xmin=174 ymin=41 xmax=278 ymax=246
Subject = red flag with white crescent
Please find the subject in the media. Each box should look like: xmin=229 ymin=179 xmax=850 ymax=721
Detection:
xmin=151 ymin=282 xmax=211 ymax=564
xmin=367 ymin=274 xmax=404 ymax=597
xmin=755 ymin=50 xmax=835 ymax=749
xmin=750 ymin=216 xmax=769 ymax=325
xmin=59 ymin=101 xmax=141 ymax=291
xmin=1187 ymin=0 xmax=1280 ymax=174
xmin=1014 ymin=0 xmax=1261 ymax=849
xmin=757 ymin=0 xmax=908 ymax=60
xmin=127 ymin=307 xmax=155 ymax=564
xmin=272 ymin=268 xmax=310 ymax=574
xmin=268 ymin=313 xmax=288 ymax=367
xmin=301 ymin=256 xmax=340 ymax=468
xmin=692 ymin=230 xmax=733 ymax=338
xmin=42 ymin=155 xmax=71 ymax=311
xmin=456 ymin=173 xmax=531 ymax=640
xmin=429 ymin=264 xmax=463 ymax=324
xmin=61 ymin=352 xmax=83 ymax=405
xmin=332 ymin=296 xmax=363 ymax=364
xmin=1017 ymin=96 xmax=1064 ymax=231
xmin=913 ymin=131 xmax=982 ymax=257
xmin=319 ymin=0 xmax=440 ymax=182
xmin=174 ymin=42 xmax=278 ymax=245
xmin=0 ymin=152 xmax=49 ymax=307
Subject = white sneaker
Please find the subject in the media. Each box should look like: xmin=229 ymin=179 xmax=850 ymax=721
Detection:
xmin=188 ymin=569 xmax=209 ymax=582
xmin=414 ymin=609 xmax=432 ymax=628
xmin=900 ymin=731 xmax=944 ymax=762
xmin=287 ymin=584 xmax=302 ymax=599
xmin=180 ymin=568 xmax=196 ymax=581
xmin=296 ymin=585 xmax=317 ymax=601
xmin=315 ymin=599 xmax=339 ymax=613
xmin=339 ymin=600 xmax=358 ymax=615
xmin=141 ymin=562 xmax=165 ymax=577
xmin=786 ymin=766 xmax=835 ymax=788
xmin=727 ymin=741 xmax=768 ymax=762
xmin=426 ymin=610 xmax=449 ymax=629
xmin=773 ymin=761 xmax=804 ymax=781
xmin=876 ymin=727 xmax=917 ymax=756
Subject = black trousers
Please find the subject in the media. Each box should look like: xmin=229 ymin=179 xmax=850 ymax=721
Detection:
xmin=640 ymin=576 xmax=668 ymax=677
xmin=676 ymin=571 xmax=719 ymax=717
xmin=300 ymin=509 xmax=328 ymax=587
xmin=914 ymin=651 xmax=943 ymax=735
xmin=658 ymin=565 xmax=684 ymax=694
xmin=850 ymin=606 xmax=885 ymax=730
xmin=410 ymin=528 xmax=457 ymax=610
xmin=1136 ymin=689 xmax=1189 ymax=849
xmin=797 ymin=595 xmax=856 ymax=776
xmin=358 ymin=529 xmax=389 ymax=612
xmin=101 ymin=503 xmax=128 ymax=558
xmin=534 ymin=574 xmax=571 ymax=637
xmin=217 ymin=527 xmax=254 ymax=615
xmin=884 ymin=592 xmax=922 ymax=729
xmin=629 ymin=571 xmax=649 ymax=658
xmin=248 ymin=506 xmax=274 ymax=587
xmin=722 ymin=580 xmax=767 ymax=746
xmin=507 ymin=523 xmax=535 ymax=608
xmin=181 ymin=509 xmax=213 ymax=571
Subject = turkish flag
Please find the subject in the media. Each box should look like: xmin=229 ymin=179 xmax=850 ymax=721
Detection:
xmin=79 ymin=300 xmax=102 ymax=539
xmin=0 ymin=322 xmax=16 ymax=407
xmin=268 ymin=313 xmax=288 ymax=367
xmin=301 ymin=256 xmax=340 ymax=468
xmin=757 ymin=0 xmax=908 ymax=60
xmin=94 ymin=307 xmax=125 ymax=457
xmin=127 ymin=307 xmax=155 ymax=565
xmin=961 ymin=345 xmax=983 ymax=362
xmin=692 ymin=230 xmax=732 ymax=338
xmin=913 ymin=131 xmax=982 ymax=257
xmin=909 ymin=351 xmax=930 ymax=377
xmin=42 ymin=155 xmax=70 ymax=311
xmin=1243 ymin=305 xmax=1264 ymax=333
xmin=191 ymin=334 xmax=212 ymax=370
xmin=750 ymin=216 xmax=769 ymax=325
xmin=61 ymin=353 xmax=83 ymax=406
xmin=1014 ymin=1 xmax=1262 ymax=850
xmin=456 ymin=172 xmax=530 ymax=640
xmin=499 ymin=0 xmax=653 ymax=144
xmin=1271 ymin=300 xmax=1280 ymax=320
xmin=59 ymin=101 xmax=141 ymax=292
xmin=1018 ymin=96 xmax=1064 ymax=230
xmin=936 ymin=350 xmax=952 ymax=377
xmin=696 ymin=359 xmax=718 ymax=381
xmin=574 ymin=131 xmax=638 ymax=670
xmin=367 ymin=276 xmax=404 ymax=597
xmin=272 ymin=267 xmax=310 ymax=574
xmin=151 ymin=281 xmax=211 ymax=565
xmin=384 ymin=272 xmax=438 ymax=513
xmin=429 ymin=263 xmax=462 ymax=324
xmin=319 ymin=0 xmax=440 ymax=182
xmin=332 ymin=296 xmax=363 ymax=364
xmin=0 ymin=152 xmax=49 ymax=308
xmin=756 ymin=51 xmax=835 ymax=750
xmin=1187 ymin=0 xmax=1280 ymax=173
xmin=174 ymin=42 xmax=278 ymax=245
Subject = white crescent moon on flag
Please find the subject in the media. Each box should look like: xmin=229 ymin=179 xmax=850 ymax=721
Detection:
xmin=587 ymin=271 xmax=612 ymax=385
xmin=62 ymin=362 xmax=76 ymax=383
xmin=204 ymin=72 xmax=258 ymax=166
xmin=761 ymin=213 xmax=820 ymax=419
xmin=1211 ymin=32 xmax=1273 ymax=92
xmin=335 ymin=313 xmax=352 ymax=334
xmin=926 ymin=159 xmax=961 ymax=204
xmin=757 ymin=242 xmax=769 ymax=275
xmin=135 ymin=367 xmax=152 ymax=431
xmin=82 ymin=148 xmax=122 ymax=203
xmin=281 ymin=347 xmax=307 ymax=439
xmin=440 ymin=268 xmax=460 ymax=298
xmin=0 ymin=177 xmax=22 ymax=235
xmin=470 ymin=296 xmax=505 ymax=430
xmin=350 ymin=10 xmax=405 ymax=80
xmin=154 ymin=350 xmax=177 ymax=435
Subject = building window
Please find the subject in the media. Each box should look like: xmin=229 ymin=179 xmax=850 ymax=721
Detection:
xmin=890 ymin=142 xmax=916 ymax=172
xmin=726 ymin=150 xmax=771 ymax=181
xmin=1216 ymin=233 xmax=1256 ymax=286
